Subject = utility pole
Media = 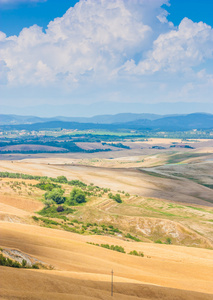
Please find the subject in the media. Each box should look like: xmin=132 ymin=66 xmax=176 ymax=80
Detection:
xmin=111 ymin=269 xmax=113 ymax=296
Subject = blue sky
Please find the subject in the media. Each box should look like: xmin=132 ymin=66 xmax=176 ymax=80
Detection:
xmin=1 ymin=0 xmax=213 ymax=36
xmin=0 ymin=0 xmax=213 ymax=116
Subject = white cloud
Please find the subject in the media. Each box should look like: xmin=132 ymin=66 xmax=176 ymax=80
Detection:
xmin=0 ymin=0 xmax=213 ymax=106
xmin=128 ymin=17 xmax=213 ymax=74
xmin=0 ymin=0 xmax=169 ymax=86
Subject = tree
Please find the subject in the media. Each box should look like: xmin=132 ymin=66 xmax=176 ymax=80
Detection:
xmin=56 ymin=175 xmax=68 ymax=183
xmin=44 ymin=188 xmax=65 ymax=204
xmin=57 ymin=205 xmax=64 ymax=212
xmin=68 ymin=187 xmax=86 ymax=205
xmin=166 ymin=237 xmax=172 ymax=244
xmin=113 ymin=194 xmax=122 ymax=203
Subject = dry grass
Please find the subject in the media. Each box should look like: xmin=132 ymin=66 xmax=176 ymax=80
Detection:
xmin=0 ymin=143 xmax=213 ymax=299
xmin=0 ymin=222 xmax=213 ymax=299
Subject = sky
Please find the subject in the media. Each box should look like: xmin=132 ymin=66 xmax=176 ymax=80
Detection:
xmin=0 ymin=0 xmax=213 ymax=116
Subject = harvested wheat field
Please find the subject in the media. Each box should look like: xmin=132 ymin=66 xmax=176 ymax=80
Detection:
xmin=0 ymin=146 xmax=213 ymax=299
xmin=1 ymin=222 xmax=213 ymax=300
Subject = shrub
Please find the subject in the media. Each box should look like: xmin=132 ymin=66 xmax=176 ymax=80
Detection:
xmin=155 ymin=239 xmax=162 ymax=244
xmin=38 ymin=205 xmax=74 ymax=219
xmin=68 ymin=180 xmax=87 ymax=188
xmin=0 ymin=254 xmax=21 ymax=268
xmin=35 ymin=182 xmax=61 ymax=191
xmin=32 ymin=264 xmax=39 ymax=269
xmin=39 ymin=218 xmax=60 ymax=226
xmin=129 ymin=250 xmax=144 ymax=257
xmin=44 ymin=188 xmax=65 ymax=204
xmin=56 ymin=176 xmax=68 ymax=183
xmin=22 ymin=259 xmax=27 ymax=268
xmin=113 ymin=194 xmax=122 ymax=203
xmin=57 ymin=206 xmax=64 ymax=212
xmin=108 ymin=193 xmax=122 ymax=203
xmin=166 ymin=238 xmax=172 ymax=244
xmin=125 ymin=233 xmax=141 ymax=242
xmin=100 ymin=244 xmax=125 ymax=253
xmin=68 ymin=187 xmax=86 ymax=205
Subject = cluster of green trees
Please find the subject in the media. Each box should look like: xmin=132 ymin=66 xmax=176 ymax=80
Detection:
xmin=87 ymin=244 xmax=145 ymax=257
xmin=0 ymin=172 xmax=124 ymax=208
xmin=102 ymin=142 xmax=130 ymax=149
xmin=44 ymin=187 xmax=86 ymax=206
xmin=128 ymin=250 xmax=144 ymax=257
xmin=0 ymin=172 xmax=87 ymax=188
xmin=35 ymin=179 xmax=61 ymax=191
xmin=87 ymin=243 xmax=125 ymax=253
xmin=125 ymin=233 xmax=141 ymax=242
xmin=108 ymin=193 xmax=122 ymax=203
xmin=0 ymin=172 xmax=42 ymax=180
xmin=0 ymin=254 xmax=39 ymax=269
xmin=0 ymin=172 xmax=124 ymax=200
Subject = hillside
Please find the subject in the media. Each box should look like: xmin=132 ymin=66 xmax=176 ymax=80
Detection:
xmin=1 ymin=113 xmax=212 ymax=131
xmin=0 ymin=143 xmax=213 ymax=299
xmin=0 ymin=113 xmax=163 ymax=125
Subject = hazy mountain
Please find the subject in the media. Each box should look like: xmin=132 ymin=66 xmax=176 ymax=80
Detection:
xmin=125 ymin=113 xmax=213 ymax=131
xmin=1 ymin=101 xmax=213 ymax=117
xmin=0 ymin=113 xmax=165 ymax=125
xmin=1 ymin=113 xmax=212 ymax=132
xmin=0 ymin=114 xmax=45 ymax=125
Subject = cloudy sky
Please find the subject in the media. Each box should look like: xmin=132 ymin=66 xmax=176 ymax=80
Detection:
xmin=0 ymin=0 xmax=213 ymax=115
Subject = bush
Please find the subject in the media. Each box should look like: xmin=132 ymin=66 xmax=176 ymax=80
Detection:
xmin=38 ymin=205 xmax=74 ymax=219
xmin=68 ymin=180 xmax=87 ymax=188
xmin=101 ymin=244 xmax=125 ymax=253
xmin=44 ymin=188 xmax=65 ymax=204
xmin=39 ymin=217 xmax=60 ymax=226
xmin=35 ymin=182 xmax=61 ymax=191
xmin=155 ymin=239 xmax=162 ymax=244
xmin=32 ymin=264 xmax=39 ymax=269
xmin=43 ymin=199 xmax=54 ymax=208
xmin=22 ymin=259 xmax=27 ymax=268
xmin=113 ymin=194 xmax=122 ymax=203
xmin=56 ymin=176 xmax=68 ymax=183
xmin=129 ymin=250 xmax=144 ymax=257
xmin=0 ymin=253 xmax=42 ymax=269
xmin=166 ymin=238 xmax=172 ymax=244
xmin=108 ymin=193 xmax=122 ymax=203
xmin=57 ymin=206 xmax=64 ymax=212
xmin=0 ymin=254 xmax=21 ymax=268
xmin=125 ymin=233 xmax=141 ymax=242
xmin=68 ymin=188 xmax=86 ymax=205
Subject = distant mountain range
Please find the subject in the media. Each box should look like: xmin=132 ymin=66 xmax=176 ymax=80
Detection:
xmin=1 ymin=113 xmax=212 ymax=131
xmin=0 ymin=113 xmax=167 ymax=125
xmin=1 ymin=101 xmax=213 ymax=117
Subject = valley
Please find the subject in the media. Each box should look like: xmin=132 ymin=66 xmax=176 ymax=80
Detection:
xmin=0 ymin=138 xmax=213 ymax=299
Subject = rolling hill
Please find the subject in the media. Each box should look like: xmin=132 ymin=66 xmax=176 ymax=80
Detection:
xmin=1 ymin=113 xmax=212 ymax=131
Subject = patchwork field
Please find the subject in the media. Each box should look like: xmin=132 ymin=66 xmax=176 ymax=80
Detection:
xmin=0 ymin=140 xmax=213 ymax=299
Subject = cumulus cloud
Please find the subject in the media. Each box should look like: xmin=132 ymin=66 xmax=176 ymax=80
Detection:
xmin=125 ymin=17 xmax=213 ymax=74
xmin=0 ymin=0 xmax=213 ymax=105
xmin=0 ymin=0 xmax=169 ymax=86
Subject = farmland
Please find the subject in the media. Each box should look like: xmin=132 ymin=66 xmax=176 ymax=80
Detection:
xmin=0 ymin=135 xmax=213 ymax=299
